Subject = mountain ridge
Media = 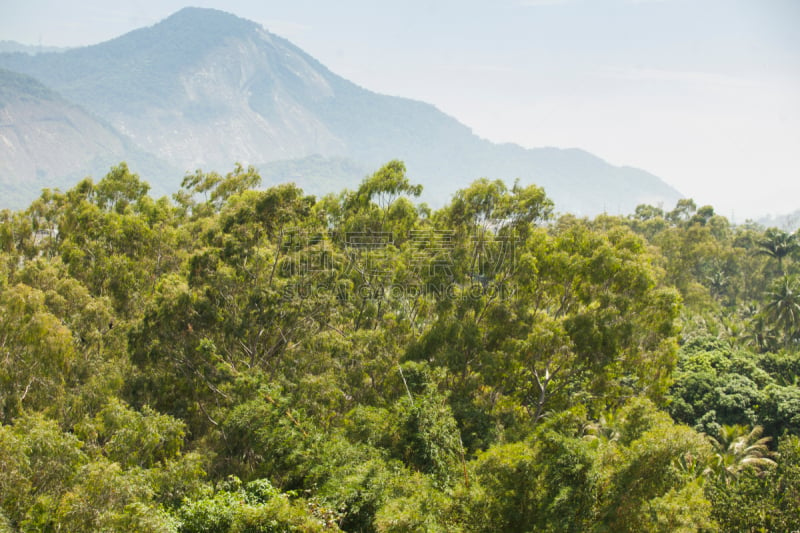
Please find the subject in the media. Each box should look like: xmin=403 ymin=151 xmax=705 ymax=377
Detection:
xmin=0 ymin=40 xmax=69 ymax=55
xmin=0 ymin=7 xmax=682 ymax=213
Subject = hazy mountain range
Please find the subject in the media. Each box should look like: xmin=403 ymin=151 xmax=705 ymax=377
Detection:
xmin=758 ymin=209 xmax=800 ymax=232
xmin=0 ymin=7 xmax=684 ymax=213
xmin=0 ymin=41 xmax=69 ymax=55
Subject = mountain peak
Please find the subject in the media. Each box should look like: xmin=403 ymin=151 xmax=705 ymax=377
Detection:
xmin=157 ymin=7 xmax=261 ymax=36
xmin=107 ymin=6 xmax=264 ymax=59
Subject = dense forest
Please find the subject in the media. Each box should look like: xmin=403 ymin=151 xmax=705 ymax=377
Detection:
xmin=0 ymin=161 xmax=798 ymax=532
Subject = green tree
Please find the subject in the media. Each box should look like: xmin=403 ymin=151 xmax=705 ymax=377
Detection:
xmin=705 ymin=424 xmax=777 ymax=484
xmin=708 ymin=435 xmax=800 ymax=531
xmin=177 ymin=163 xmax=263 ymax=216
xmin=594 ymin=399 xmax=714 ymax=532
xmin=51 ymin=459 xmax=179 ymax=532
xmin=755 ymin=227 xmax=798 ymax=275
xmin=94 ymin=162 xmax=151 ymax=213
xmin=462 ymin=400 xmax=714 ymax=532
xmin=75 ymin=398 xmax=187 ymax=469
xmin=764 ymin=275 xmax=800 ymax=346
xmin=0 ymin=283 xmax=76 ymax=423
xmin=0 ymin=414 xmax=86 ymax=528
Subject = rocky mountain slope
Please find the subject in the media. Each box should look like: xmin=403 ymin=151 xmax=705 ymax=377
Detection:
xmin=0 ymin=7 xmax=682 ymax=213
xmin=0 ymin=69 xmax=174 ymax=206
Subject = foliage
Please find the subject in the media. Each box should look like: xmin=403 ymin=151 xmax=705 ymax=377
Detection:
xmin=707 ymin=435 xmax=800 ymax=532
xmin=0 ymin=162 xmax=797 ymax=531
xmin=667 ymin=337 xmax=800 ymax=436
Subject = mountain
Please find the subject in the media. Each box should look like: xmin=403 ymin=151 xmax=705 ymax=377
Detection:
xmin=0 ymin=41 xmax=69 ymax=55
xmin=0 ymin=69 xmax=175 ymax=207
xmin=0 ymin=7 xmax=682 ymax=213
xmin=758 ymin=209 xmax=800 ymax=232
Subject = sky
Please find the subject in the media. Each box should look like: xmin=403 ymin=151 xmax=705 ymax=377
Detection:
xmin=1 ymin=0 xmax=799 ymax=220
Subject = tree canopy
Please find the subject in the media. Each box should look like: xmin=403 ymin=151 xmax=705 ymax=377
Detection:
xmin=0 ymin=161 xmax=798 ymax=531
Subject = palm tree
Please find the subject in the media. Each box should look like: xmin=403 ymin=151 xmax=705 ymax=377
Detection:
xmin=764 ymin=275 xmax=800 ymax=347
xmin=705 ymin=266 xmax=729 ymax=299
xmin=742 ymin=313 xmax=780 ymax=353
xmin=754 ymin=228 xmax=799 ymax=274
xmin=705 ymin=424 xmax=777 ymax=484
xmin=582 ymin=411 xmax=620 ymax=447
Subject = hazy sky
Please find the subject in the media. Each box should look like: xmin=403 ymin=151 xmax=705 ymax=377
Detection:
xmin=2 ymin=0 xmax=799 ymax=219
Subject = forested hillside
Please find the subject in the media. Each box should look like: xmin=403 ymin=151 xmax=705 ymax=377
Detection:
xmin=0 ymin=161 xmax=798 ymax=531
